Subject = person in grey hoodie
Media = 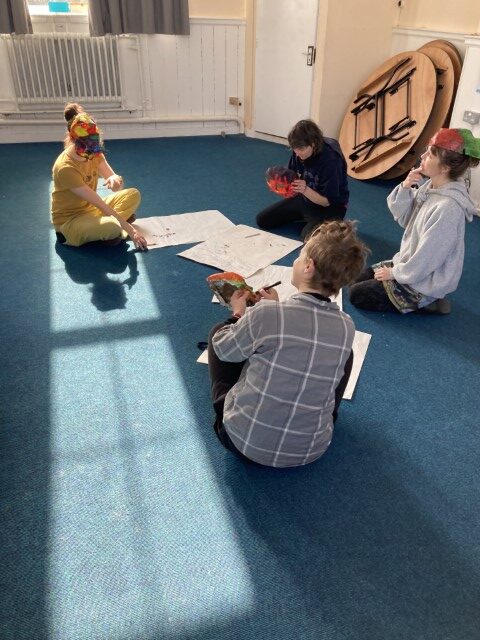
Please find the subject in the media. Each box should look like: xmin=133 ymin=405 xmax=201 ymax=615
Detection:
xmin=349 ymin=128 xmax=480 ymax=314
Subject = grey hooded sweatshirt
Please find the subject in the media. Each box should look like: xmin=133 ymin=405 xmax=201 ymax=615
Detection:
xmin=386 ymin=179 xmax=476 ymax=302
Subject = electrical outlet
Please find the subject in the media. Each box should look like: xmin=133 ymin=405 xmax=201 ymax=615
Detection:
xmin=463 ymin=110 xmax=480 ymax=125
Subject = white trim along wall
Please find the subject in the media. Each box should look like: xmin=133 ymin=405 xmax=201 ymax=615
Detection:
xmin=0 ymin=16 xmax=246 ymax=143
xmin=391 ymin=26 xmax=467 ymax=57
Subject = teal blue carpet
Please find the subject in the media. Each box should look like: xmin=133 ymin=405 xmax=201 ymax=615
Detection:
xmin=1 ymin=136 xmax=479 ymax=640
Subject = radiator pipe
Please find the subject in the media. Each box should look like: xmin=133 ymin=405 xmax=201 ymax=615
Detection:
xmin=0 ymin=114 xmax=244 ymax=133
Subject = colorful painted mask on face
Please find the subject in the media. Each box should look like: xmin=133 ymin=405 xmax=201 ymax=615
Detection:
xmin=429 ymin=128 xmax=480 ymax=159
xmin=68 ymin=113 xmax=104 ymax=158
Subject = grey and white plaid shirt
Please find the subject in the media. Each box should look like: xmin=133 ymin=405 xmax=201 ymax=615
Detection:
xmin=212 ymin=293 xmax=354 ymax=467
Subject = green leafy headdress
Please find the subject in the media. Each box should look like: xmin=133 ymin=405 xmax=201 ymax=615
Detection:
xmin=429 ymin=128 xmax=480 ymax=159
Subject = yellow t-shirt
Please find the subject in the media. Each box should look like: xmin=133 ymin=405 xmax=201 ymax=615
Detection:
xmin=51 ymin=151 xmax=102 ymax=226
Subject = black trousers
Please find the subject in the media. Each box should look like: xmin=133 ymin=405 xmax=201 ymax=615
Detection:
xmin=207 ymin=322 xmax=259 ymax=464
xmin=207 ymin=321 xmax=354 ymax=464
xmin=256 ymin=194 xmax=347 ymax=241
xmin=348 ymin=266 xmax=398 ymax=313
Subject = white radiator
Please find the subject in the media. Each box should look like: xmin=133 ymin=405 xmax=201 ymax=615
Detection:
xmin=3 ymin=34 xmax=122 ymax=108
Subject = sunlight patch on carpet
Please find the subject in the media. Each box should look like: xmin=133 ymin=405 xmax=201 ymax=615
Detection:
xmin=47 ymin=336 xmax=256 ymax=634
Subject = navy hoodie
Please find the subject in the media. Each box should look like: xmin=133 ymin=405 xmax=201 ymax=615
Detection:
xmin=288 ymin=137 xmax=349 ymax=207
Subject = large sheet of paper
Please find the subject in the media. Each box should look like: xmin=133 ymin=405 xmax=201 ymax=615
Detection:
xmin=197 ymin=349 xmax=209 ymax=365
xmin=132 ymin=210 xmax=235 ymax=248
xmin=198 ymin=328 xmax=370 ymax=400
xmin=211 ymin=265 xmax=343 ymax=308
xmin=178 ymin=225 xmax=303 ymax=277
xmin=342 ymin=330 xmax=371 ymax=400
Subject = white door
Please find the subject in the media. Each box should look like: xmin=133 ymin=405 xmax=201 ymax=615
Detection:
xmin=254 ymin=0 xmax=319 ymax=138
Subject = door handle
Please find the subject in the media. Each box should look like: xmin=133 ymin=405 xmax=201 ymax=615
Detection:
xmin=301 ymin=46 xmax=316 ymax=65
xmin=306 ymin=45 xmax=315 ymax=66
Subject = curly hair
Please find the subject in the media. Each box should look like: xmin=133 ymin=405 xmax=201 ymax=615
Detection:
xmin=303 ymin=220 xmax=370 ymax=296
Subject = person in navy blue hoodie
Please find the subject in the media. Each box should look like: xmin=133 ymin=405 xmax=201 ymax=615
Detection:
xmin=257 ymin=119 xmax=349 ymax=240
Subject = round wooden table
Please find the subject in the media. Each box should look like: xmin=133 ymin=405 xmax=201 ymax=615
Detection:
xmin=380 ymin=45 xmax=456 ymax=180
xmin=339 ymin=51 xmax=437 ymax=180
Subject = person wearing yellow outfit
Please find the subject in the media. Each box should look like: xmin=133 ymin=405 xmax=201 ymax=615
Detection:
xmin=51 ymin=103 xmax=147 ymax=250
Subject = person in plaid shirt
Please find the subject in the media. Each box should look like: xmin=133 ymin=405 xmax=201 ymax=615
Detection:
xmin=208 ymin=220 xmax=368 ymax=468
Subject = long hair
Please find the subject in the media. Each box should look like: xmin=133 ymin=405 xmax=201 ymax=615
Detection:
xmin=430 ymin=145 xmax=480 ymax=180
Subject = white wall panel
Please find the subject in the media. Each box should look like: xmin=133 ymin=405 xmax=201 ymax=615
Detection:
xmin=450 ymin=37 xmax=480 ymax=212
xmin=213 ymin=26 xmax=226 ymax=116
xmin=139 ymin=22 xmax=245 ymax=121
xmin=200 ymin=25 xmax=215 ymax=115
xmin=188 ymin=27 xmax=204 ymax=117
xmin=150 ymin=35 xmax=180 ymax=116
xmin=175 ymin=34 xmax=193 ymax=116
xmin=391 ymin=27 xmax=467 ymax=58
xmin=0 ymin=18 xmax=245 ymax=143
xmin=225 ymin=27 xmax=239 ymax=118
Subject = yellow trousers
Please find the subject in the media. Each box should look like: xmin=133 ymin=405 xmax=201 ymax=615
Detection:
xmin=56 ymin=188 xmax=141 ymax=247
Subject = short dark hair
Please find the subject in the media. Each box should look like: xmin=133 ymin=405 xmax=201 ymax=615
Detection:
xmin=304 ymin=220 xmax=369 ymax=296
xmin=287 ymin=119 xmax=324 ymax=154
xmin=430 ymin=145 xmax=479 ymax=180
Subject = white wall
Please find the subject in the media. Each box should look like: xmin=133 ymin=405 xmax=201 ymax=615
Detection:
xmin=391 ymin=27 xmax=467 ymax=58
xmin=450 ymin=37 xmax=480 ymax=210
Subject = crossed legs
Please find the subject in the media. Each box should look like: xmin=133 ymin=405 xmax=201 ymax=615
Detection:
xmin=56 ymin=188 xmax=141 ymax=247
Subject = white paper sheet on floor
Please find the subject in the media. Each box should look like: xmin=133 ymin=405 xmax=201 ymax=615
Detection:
xmin=133 ymin=210 xmax=235 ymax=248
xmin=179 ymin=225 xmax=303 ymax=277
xmin=342 ymin=330 xmax=371 ymax=400
xmin=198 ymin=328 xmax=370 ymax=400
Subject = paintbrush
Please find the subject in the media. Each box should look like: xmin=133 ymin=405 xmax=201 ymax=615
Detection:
xmin=256 ymin=280 xmax=281 ymax=293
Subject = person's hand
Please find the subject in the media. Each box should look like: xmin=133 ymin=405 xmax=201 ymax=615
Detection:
xmin=122 ymin=270 xmax=139 ymax=289
xmin=292 ymin=179 xmax=307 ymax=194
xmin=374 ymin=266 xmax=393 ymax=281
xmin=402 ymin=168 xmax=423 ymax=189
xmin=129 ymin=229 xmax=148 ymax=251
xmin=104 ymin=174 xmax=124 ymax=192
xmin=230 ymin=289 xmax=250 ymax=317
xmin=258 ymin=287 xmax=280 ymax=301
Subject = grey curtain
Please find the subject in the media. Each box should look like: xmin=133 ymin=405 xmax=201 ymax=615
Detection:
xmin=89 ymin=0 xmax=189 ymax=36
xmin=0 ymin=0 xmax=32 ymax=34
